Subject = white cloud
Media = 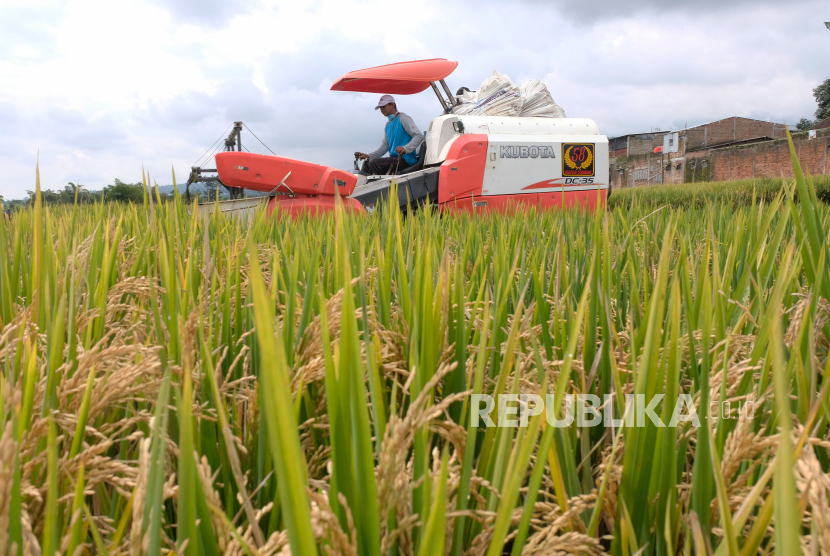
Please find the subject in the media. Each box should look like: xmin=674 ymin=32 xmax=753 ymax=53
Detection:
xmin=528 ymin=0 xmax=810 ymax=24
xmin=146 ymin=0 xmax=250 ymax=27
xmin=0 ymin=0 xmax=828 ymax=198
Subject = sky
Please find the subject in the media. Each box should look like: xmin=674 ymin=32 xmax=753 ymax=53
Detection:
xmin=0 ymin=0 xmax=828 ymax=199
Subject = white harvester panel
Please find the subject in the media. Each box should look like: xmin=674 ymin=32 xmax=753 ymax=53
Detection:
xmin=426 ymin=115 xmax=609 ymax=197
xmin=482 ymin=133 xmax=608 ymax=195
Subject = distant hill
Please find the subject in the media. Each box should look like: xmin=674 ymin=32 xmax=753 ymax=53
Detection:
xmin=155 ymin=184 xmax=187 ymax=194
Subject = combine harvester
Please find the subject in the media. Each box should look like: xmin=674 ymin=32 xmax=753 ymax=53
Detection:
xmin=187 ymin=59 xmax=609 ymax=218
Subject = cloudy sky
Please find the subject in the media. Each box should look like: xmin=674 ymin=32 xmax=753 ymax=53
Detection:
xmin=0 ymin=0 xmax=828 ymax=199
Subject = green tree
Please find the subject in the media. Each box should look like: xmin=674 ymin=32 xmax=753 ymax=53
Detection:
xmin=796 ymin=118 xmax=815 ymax=131
xmin=1 ymin=179 xmax=199 ymax=208
xmin=195 ymin=181 xmax=228 ymax=202
xmin=814 ymin=78 xmax=830 ymax=121
xmin=65 ymin=182 xmax=97 ymax=203
xmin=103 ymin=179 xmax=145 ymax=203
xmin=24 ymin=189 xmax=68 ymax=205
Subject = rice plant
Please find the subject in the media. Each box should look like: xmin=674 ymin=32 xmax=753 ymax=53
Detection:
xmin=0 ymin=133 xmax=829 ymax=556
xmin=608 ymin=173 xmax=830 ymax=209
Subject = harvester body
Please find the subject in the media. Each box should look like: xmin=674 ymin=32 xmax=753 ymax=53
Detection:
xmin=193 ymin=59 xmax=609 ymax=217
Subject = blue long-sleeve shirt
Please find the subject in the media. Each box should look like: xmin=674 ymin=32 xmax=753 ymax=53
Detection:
xmin=369 ymin=112 xmax=424 ymax=165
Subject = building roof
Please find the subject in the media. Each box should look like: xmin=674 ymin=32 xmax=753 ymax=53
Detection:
xmin=686 ymin=116 xmax=790 ymax=130
xmin=610 ymin=117 xmax=793 ymax=143
xmin=608 ymin=132 xmax=663 ymax=140
xmin=809 ymin=116 xmax=830 ymax=131
xmin=705 ymin=136 xmax=777 ymax=149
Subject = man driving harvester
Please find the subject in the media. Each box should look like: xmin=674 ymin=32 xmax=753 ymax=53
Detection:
xmin=355 ymin=94 xmax=424 ymax=175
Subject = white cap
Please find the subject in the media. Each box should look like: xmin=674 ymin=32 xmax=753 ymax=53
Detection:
xmin=375 ymin=94 xmax=395 ymax=110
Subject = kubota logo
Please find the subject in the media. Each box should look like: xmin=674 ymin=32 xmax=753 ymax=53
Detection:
xmin=500 ymin=146 xmax=556 ymax=159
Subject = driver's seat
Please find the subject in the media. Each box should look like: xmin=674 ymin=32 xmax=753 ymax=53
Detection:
xmin=397 ymin=141 xmax=427 ymax=175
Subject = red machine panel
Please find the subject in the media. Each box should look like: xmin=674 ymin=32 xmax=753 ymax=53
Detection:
xmin=441 ymin=193 xmax=538 ymax=212
xmin=266 ymin=196 xmax=365 ymax=217
xmin=330 ymin=58 xmax=458 ymax=94
xmin=437 ymin=135 xmax=488 ymax=204
xmin=216 ymin=152 xmax=357 ymax=196
xmin=441 ymin=189 xmax=606 ymax=213
xmin=537 ymin=188 xmax=606 ymax=210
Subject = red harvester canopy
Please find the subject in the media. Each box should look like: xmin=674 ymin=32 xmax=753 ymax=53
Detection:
xmin=330 ymin=58 xmax=458 ymax=95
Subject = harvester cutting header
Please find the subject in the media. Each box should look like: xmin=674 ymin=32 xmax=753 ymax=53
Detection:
xmin=187 ymin=58 xmax=609 ymax=217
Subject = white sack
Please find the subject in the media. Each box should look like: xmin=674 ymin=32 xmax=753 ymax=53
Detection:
xmin=452 ymin=72 xmax=566 ymax=118
xmin=519 ymin=79 xmax=566 ymax=118
xmin=452 ymin=71 xmax=523 ymax=117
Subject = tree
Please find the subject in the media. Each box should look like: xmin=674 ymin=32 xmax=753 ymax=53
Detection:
xmin=796 ymin=118 xmax=816 ymax=131
xmin=196 ymin=181 xmax=228 ymax=202
xmin=65 ymin=182 xmax=94 ymax=203
xmin=3 ymin=198 xmax=26 ymax=211
xmin=103 ymin=179 xmax=145 ymax=203
xmin=814 ymin=78 xmax=830 ymax=121
xmin=4 ymin=178 xmax=163 ymax=207
xmin=24 ymin=188 xmax=67 ymax=205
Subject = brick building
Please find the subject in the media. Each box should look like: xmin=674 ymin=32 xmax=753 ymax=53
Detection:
xmin=810 ymin=116 xmax=830 ymax=131
xmin=609 ymin=132 xmax=677 ymax=189
xmin=684 ymin=117 xmax=791 ymax=151
xmin=685 ymin=127 xmax=829 ymax=182
xmin=608 ymin=117 xmax=829 ymax=188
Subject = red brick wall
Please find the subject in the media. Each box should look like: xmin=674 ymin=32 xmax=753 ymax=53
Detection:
xmin=610 ymin=129 xmax=828 ymax=187
xmin=686 ymin=130 xmax=829 ymax=181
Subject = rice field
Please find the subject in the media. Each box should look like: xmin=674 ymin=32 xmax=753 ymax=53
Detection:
xmin=608 ymin=174 xmax=830 ymax=209
xmin=1 ymin=136 xmax=829 ymax=556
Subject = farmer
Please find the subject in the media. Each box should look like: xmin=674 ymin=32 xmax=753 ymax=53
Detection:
xmin=355 ymin=95 xmax=423 ymax=175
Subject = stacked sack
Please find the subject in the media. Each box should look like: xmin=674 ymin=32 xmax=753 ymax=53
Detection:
xmin=452 ymin=71 xmax=523 ymax=117
xmin=452 ymin=71 xmax=566 ymax=118
xmin=519 ymin=79 xmax=566 ymax=118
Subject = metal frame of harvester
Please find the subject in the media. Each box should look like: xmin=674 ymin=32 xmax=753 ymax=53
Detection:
xmin=186 ymin=122 xmax=245 ymax=202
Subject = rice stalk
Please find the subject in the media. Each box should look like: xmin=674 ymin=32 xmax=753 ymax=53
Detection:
xmin=0 ymin=138 xmax=828 ymax=555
